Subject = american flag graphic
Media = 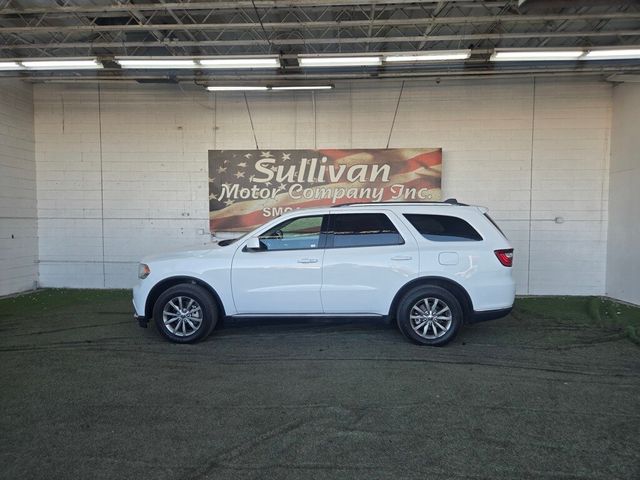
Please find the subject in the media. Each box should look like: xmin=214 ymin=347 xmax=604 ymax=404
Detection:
xmin=209 ymin=148 xmax=442 ymax=232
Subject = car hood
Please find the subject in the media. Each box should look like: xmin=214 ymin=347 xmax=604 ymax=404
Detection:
xmin=140 ymin=242 xmax=227 ymax=264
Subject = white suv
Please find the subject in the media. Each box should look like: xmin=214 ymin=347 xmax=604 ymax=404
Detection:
xmin=133 ymin=200 xmax=515 ymax=346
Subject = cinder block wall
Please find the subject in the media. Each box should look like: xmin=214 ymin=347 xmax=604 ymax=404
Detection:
xmin=33 ymin=77 xmax=612 ymax=295
xmin=607 ymin=83 xmax=640 ymax=305
xmin=0 ymin=79 xmax=37 ymax=296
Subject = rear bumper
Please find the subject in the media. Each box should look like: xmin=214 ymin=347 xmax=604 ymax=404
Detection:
xmin=469 ymin=306 xmax=513 ymax=324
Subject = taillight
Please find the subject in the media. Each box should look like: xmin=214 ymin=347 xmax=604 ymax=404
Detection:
xmin=494 ymin=249 xmax=513 ymax=267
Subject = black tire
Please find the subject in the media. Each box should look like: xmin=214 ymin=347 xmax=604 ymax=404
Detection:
xmin=153 ymin=283 xmax=218 ymax=343
xmin=396 ymin=285 xmax=463 ymax=346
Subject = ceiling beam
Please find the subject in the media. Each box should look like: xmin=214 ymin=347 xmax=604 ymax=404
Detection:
xmin=0 ymin=29 xmax=637 ymax=52
xmin=0 ymin=1 xmax=513 ymax=16
xmin=2 ymin=12 xmax=638 ymax=35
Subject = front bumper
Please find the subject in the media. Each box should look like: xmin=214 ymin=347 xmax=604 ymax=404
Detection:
xmin=134 ymin=307 xmax=149 ymax=328
xmin=132 ymin=282 xmax=150 ymax=329
xmin=134 ymin=313 xmax=149 ymax=328
xmin=133 ymin=295 xmax=149 ymax=328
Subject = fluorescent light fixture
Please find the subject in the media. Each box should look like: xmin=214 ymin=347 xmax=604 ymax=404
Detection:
xmin=583 ymin=48 xmax=640 ymax=60
xmin=21 ymin=59 xmax=102 ymax=70
xmin=117 ymin=59 xmax=197 ymax=69
xmin=207 ymin=86 xmax=268 ymax=91
xmin=117 ymin=57 xmax=279 ymax=69
xmin=0 ymin=61 xmax=23 ymax=71
xmin=299 ymin=56 xmax=382 ymax=67
xmin=385 ymin=50 xmax=471 ymax=62
xmin=206 ymin=85 xmax=332 ymax=92
xmin=199 ymin=58 xmax=279 ymax=68
xmin=491 ymin=50 xmax=584 ymax=62
xmin=271 ymin=85 xmax=333 ymax=91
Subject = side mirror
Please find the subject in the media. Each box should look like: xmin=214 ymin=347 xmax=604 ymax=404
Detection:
xmin=246 ymin=236 xmax=262 ymax=251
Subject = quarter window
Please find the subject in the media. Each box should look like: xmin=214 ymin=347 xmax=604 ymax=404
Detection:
xmin=404 ymin=214 xmax=482 ymax=242
xmin=330 ymin=213 xmax=404 ymax=248
xmin=259 ymin=215 xmax=324 ymax=251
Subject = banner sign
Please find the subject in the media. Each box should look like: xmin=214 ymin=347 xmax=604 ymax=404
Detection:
xmin=209 ymin=148 xmax=442 ymax=232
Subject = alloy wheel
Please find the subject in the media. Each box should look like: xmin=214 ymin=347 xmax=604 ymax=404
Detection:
xmin=409 ymin=297 xmax=453 ymax=339
xmin=162 ymin=296 xmax=203 ymax=337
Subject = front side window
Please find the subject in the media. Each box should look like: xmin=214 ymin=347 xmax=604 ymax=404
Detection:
xmin=259 ymin=215 xmax=324 ymax=251
xmin=404 ymin=214 xmax=482 ymax=242
xmin=329 ymin=213 xmax=404 ymax=248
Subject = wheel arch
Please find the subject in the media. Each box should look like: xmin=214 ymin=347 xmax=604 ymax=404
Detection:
xmin=145 ymin=276 xmax=226 ymax=319
xmin=388 ymin=276 xmax=474 ymax=323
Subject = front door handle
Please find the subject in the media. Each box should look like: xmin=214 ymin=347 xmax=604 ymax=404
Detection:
xmin=391 ymin=255 xmax=412 ymax=261
xmin=297 ymin=258 xmax=319 ymax=264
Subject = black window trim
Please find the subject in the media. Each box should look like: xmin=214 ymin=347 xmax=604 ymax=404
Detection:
xmin=483 ymin=213 xmax=506 ymax=239
xmin=402 ymin=213 xmax=484 ymax=243
xmin=242 ymin=214 xmax=329 ymax=252
xmin=325 ymin=211 xmax=406 ymax=249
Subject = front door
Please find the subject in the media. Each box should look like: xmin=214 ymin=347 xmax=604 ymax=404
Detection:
xmin=231 ymin=215 xmax=327 ymax=314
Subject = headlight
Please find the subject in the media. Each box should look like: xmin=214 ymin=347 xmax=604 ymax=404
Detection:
xmin=138 ymin=263 xmax=150 ymax=279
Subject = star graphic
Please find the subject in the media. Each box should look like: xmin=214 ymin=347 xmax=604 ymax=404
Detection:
xmin=217 ymin=166 xmax=227 ymax=173
xmin=278 ymin=183 xmax=286 ymax=190
xmin=238 ymin=162 xmax=247 ymax=168
xmin=209 ymin=194 xmax=216 ymax=200
xmin=208 ymin=177 xmax=215 ymax=183
xmin=260 ymin=151 xmax=273 ymax=158
xmin=234 ymin=171 xmax=245 ymax=179
xmin=224 ymin=199 xmax=235 ymax=206
xmin=244 ymin=153 xmax=253 ymax=159
xmin=281 ymin=153 xmax=291 ymax=161
xmin=223 ymin=159 xmax=228 ymax=164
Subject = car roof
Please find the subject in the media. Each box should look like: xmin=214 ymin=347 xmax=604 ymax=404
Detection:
xmin=277 ymin=201 xmax=481 ymax=219
xmin=332 ymin=199 xmax=467 ymax=208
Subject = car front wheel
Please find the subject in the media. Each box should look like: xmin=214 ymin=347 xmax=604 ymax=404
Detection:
xmin=397 ymin=285 xmax=463 ymax=346
xmin=153 ymin=284 xmax=217 ymax=343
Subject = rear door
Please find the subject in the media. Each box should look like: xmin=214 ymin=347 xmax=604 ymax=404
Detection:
xmin=402 ymin=210 xmax=515 ymax=311
xmin=321 ymin=210 xmax=420 ymax=315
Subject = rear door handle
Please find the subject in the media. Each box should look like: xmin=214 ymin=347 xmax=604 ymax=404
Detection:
xmin=297 ymin=258 xmax=319 ymax=264
xmin=391 ymin=255 xmax=412 ymax=261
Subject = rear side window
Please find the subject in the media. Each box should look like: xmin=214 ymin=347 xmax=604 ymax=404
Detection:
xmin=404 ymin=214 xmax=482 ymax=242
xmin=330 ymin=213 xmax=404 ymax=248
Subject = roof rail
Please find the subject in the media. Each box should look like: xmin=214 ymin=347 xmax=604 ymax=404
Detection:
xmin=331 ymin=198 xmax=467 ymax=208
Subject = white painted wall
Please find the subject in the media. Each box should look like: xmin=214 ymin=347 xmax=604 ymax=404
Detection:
xmin=33 ymin=78 xmax=612 ymax=295
xmin=0 ymin=79 xmax=37 ymax=296
xmin=607 ymin=83 xmax=640 ymax=305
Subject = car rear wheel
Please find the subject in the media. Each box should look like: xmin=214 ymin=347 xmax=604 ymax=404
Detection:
xmin=397 ymin=285 xmax=463 ymax=346
xmin=153 ymin=284 xmax=217 ymax=343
